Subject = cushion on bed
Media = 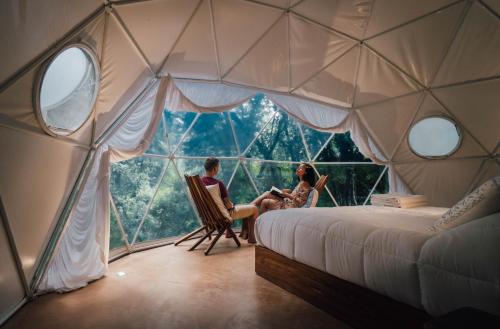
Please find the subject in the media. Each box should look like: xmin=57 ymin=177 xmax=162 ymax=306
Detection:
xmin=428 ymin=176 xmax=500 ymax=232
xmin=205 ymin=184 xmax=231 ymax=221
xmin=419 ymin=212 xmax=500 ymax=316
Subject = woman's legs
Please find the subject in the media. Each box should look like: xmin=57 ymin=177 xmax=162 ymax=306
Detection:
xmin=260 ymin=198 xmax=281 ymax=214
xmin=251 ymin=192 xmax=271 ymax=206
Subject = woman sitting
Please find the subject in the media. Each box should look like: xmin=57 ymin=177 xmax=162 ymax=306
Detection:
xmin=251 ymin=163 xmax=316 ymax=214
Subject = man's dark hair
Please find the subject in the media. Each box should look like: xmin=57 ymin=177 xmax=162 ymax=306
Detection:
xmin=204 ymin=157 xmax=219 ymax=171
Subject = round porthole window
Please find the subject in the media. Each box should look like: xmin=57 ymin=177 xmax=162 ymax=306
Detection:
xmin=408 ymin=116 xmax=461 ymax=158
xmin=35 ymin=44 xmax=100 ymax=136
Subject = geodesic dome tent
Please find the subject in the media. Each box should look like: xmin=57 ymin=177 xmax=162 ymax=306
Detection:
xmin=1 ymin=0 xmax=499 ymax=324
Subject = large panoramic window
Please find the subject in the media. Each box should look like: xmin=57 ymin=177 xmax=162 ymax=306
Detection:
xmin=109 ymin=94 xmax=388 ymax=251
xmin=35 ymin=45 xmax=100 ymax=135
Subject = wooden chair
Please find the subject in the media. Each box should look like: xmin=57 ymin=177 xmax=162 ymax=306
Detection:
xmin=174 ymin=175 xmax=240 ymax=255
xmin=309 ymin=175 xmax=329 ymax=207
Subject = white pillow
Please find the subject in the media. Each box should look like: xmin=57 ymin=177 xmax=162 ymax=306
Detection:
xmin=205 ymin=184 xmax=232 ymax=221
xmin=429 ymin=176 xmax=500 ymax=232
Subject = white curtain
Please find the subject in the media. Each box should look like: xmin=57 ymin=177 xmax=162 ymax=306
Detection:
xmin=38 ymin=77 xmax=168 ymax=292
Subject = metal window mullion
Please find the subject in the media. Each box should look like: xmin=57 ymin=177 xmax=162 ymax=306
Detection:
xmin=242 ymin=111 xmax=278 ymax=155
xmin=174 ymin=155 xmax=240 ymax=160
xmin=241 ymin=161 xmax=261 ymax=195
xmin=311 ymin=164 xmax=339 ymax=207
xmin=362 ymin=165 xmax=389 ymax=205
xmin=171 ymin=158 xmax=203 ymax=225
xmin=244 ymin=157 xmax=303 ymax=165
xmin=227 ymin=160 xmax=241 ymax=189
xmin=130 ymin=159 xmax=170 ymax=245
xmin=170 ymin=113 xmax=201 ymax=155
xmin=312 ymin=133 xmax=334 ymax=161
xmin=109 ymin=192 xmax=132 ymax=252
xmin=0 ymin=197 xmax=31 ymax=297
xmin=226 ymin=112 xmax=242 ymax=155
xmin=297 ymin=122 xmax=312 ymax=161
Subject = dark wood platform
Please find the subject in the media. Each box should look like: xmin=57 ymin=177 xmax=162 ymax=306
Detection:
xmin=255 ymin=245 xmax=431 ymax=329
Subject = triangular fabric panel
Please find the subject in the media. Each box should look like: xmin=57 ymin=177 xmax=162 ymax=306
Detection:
xmin=0 ymin=15 xmax=105 ymax=146
xmin=177 ymin=112 xmax=238 ymax=156
xmin=432 ymin=79 xmax=500 ymax=153
xmin=246 ymin=110 xmax=308 ymax=161
xmin=469 ymin=159 xmax=500 ymax=191
xmin=293 ymin=45 xmax=358 ymax=107
xmin=483 ymin=0 xmax=500 ymax=16
xmin=290 ymin=14 xmax=357 ymax=88
xmin=293 ymin=0 xmax=372 ymax=39
xmin=228 ymin=163 xmax=258 ymax=204
xmin=224 ymin=15 xmax=289 ymax=92
xmin=136 ymin=162 xmax=200 ymax=243
xmin=0 ymin=216 xmax=25 ymax=319
xmin=110 ymin=157 xmax=168 ymax=244
xmin=163 ymin=0 xmax=219 ymax=80
xmin=257 ymin=0 xmax=290 ymax=8
xmin=357 ymin=92 xmax=424 ymax=159
xmin=115 ymin=0 xmax=200 ymax=72
xmin=366 ymin=2 xmax=464 ymax=86
xmin=94 ymin=13 xmax=152 ymax=140
xmin=394 ymin=158 xmax=484 ymax=207
xmin=354 ymin=46 xmax=420 ymax=107
xmin=392 ymin=93 xmax=488 ymax=163
xmin=364 ymin=0 xmax=455 ymax=38
xmin=214 ymin=0 xmax=283 ymax=76
xmin=0 ymin=127 xmax=89 ymax=282
xmin=433 ymin=2 xmax=500 ymax=86
xmin=0 ymin=0 xmax=102 ymax=84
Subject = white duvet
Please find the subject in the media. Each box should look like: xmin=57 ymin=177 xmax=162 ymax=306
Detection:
xmin=255 ymin=206 xmax=500 ymax=316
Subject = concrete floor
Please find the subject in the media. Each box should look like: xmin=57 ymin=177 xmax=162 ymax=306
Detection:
xmin=4 ymin=239 xmax=351 ymax=329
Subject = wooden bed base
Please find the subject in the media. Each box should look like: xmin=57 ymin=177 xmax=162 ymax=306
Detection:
xmin=255 ymin=246 xmax=431 ymax=329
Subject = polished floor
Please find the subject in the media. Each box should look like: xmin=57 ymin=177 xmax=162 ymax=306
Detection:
xmin=5 ymin=239 xmax=351 ymax=329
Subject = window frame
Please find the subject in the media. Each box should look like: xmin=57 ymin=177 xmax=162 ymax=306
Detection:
xmin=33 ymin=42 xmax=101 ymax=137
xmin=407 ymin=115 xmax=462 ymax=159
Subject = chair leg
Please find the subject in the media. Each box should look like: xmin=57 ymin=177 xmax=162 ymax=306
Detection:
xmin=204 ymin=230 xmax=224 ymax=256
xmin=188 ymin=229 xmax=215 ymax=251
xmin=227 ymin=227 xmax=241 ymax=247
xmin=206 ymin=227 xmax=212 ymax=240
xmin=174 ymin=226 xmax=207 ymax=246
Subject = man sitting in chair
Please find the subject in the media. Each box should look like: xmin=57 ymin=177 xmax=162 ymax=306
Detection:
xmin=201 ymin=157 xmax=258 ymax=244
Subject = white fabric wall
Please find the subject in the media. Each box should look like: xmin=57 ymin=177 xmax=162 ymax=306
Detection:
xmin=0 ymin=214 xmax=25 ymax=325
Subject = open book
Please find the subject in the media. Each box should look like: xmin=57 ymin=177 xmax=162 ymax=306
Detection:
xmin=270 ymin=186 xmax=284 ymax=198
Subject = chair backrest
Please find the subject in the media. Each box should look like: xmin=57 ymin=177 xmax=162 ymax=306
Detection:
xmin=314 ymin=175 xmax=329 ymax=194
xmin=184 ymin=175 xmax=231 ymax=232
xmin=309 ymin=175 xmax=329 ymax=208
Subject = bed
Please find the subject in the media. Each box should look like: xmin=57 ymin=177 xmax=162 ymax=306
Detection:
xmin=254 ymin=206 xmax=500 ymax=329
